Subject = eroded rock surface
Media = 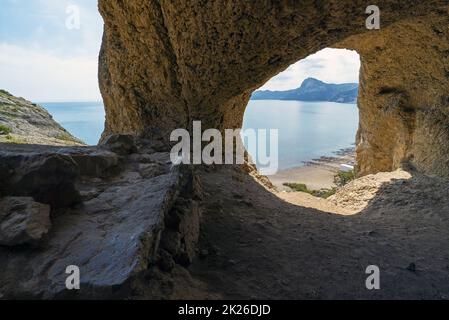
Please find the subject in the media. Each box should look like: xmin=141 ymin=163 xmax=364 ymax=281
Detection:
xmin=336 ymin=13 xmax=449 ymax=176
xmin=101 ymin=133 xmax=137 ymax=155
xmin=0 ymin=142 xmax=201 ymax=299
xmin=0 ymin=151 xmax=81 ymax=208
xmin=0 ymin=197 xmax=51 ymax=247
xmin=98 ymin=0 xmax=449 ymax=176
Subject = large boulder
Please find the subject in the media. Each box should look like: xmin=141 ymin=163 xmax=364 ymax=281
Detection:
xmin=0 ymin=197 xmax=51 ymax=246
xmin=0 ymin=151 xmax=81 ymax=208
xmin=0 ymin=141 xmax=200 ymax=299
xmin=100 ymin=134 xmax=137 ymax=155
xmin=65 ymin=149 xmax=121 ymax=178
xmin=0 ymin=159 xmax=196 ymax=299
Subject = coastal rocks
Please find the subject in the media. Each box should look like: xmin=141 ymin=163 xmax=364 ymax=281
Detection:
xmin=0 ymin=90 xmax=83 ymax=146
xmin=0 ymin=197 xmax=51 ymax=246
xmin=98 ymin=0 xmax=449 ymax=177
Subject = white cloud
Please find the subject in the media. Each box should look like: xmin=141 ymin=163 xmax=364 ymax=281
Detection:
xmin=0 ymin=0 xmax=103 ymax=101
xmin=259 ymin=48 xmax=361 ymax=91
xmin=0 ymin=43 xmax=101 ymax=102
xmin=1 ymin=5 xmax=358 ymax=103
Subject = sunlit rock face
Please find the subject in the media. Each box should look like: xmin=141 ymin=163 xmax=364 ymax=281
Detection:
xmin=338 ymin=12 xmax=449 ymax=176
xmin=98 ymin=0 xmax=449 ymax=176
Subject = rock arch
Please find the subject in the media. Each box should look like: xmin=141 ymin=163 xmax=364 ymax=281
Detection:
xmin=98 ymin=0 xmax=449 ymax=176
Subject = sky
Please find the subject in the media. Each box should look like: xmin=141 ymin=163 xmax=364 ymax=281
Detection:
xmin=0 ymin=0 xmax=103 ymax=102
xmin=259 ymin=48 xmax=360 ymax=91
xmin=0 ymin=0 xmax=360 ymax=102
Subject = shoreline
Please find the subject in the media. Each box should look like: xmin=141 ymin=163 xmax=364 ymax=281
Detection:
xmin=269 ymin=147 xmax=356 ymax=191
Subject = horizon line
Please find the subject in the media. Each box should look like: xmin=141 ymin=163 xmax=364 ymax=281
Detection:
xmin=35 ymin=99 xmax=104 ymax=104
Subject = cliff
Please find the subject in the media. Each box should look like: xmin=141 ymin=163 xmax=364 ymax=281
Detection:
xmin=0 ymin=90 xmax=83 ymax=146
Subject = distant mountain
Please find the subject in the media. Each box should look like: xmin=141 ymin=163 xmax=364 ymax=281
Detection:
xmin=251 ymin=78 xmax=359 ymax=103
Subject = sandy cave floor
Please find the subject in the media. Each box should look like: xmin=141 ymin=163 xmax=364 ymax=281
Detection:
xmin=270 ymin=148 xmax=356 ymax=191
xmin=168 ymin=165 xmax=449 ymax=300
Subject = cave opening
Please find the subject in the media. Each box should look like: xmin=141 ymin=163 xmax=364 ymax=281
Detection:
xmin=242 ymin=48 xmax=361 ymax=196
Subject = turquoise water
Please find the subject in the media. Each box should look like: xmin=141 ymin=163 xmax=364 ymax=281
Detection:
xmin=40 ymin=102 xmax=105 ymax=146
xmin=243 ymin=100 xmax=359 ymax=170
xmin=40 ymin=100 xmax=359 ymax=169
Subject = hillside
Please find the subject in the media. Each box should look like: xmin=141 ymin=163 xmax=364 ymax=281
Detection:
xmin=251 ymin=78 xmax=359 ymax=103
xmin=0 ymin=90 xmax=83 ymax=146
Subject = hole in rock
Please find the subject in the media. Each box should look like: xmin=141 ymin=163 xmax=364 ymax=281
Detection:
xmin=242 ymin=48 xmax=361 ymax=197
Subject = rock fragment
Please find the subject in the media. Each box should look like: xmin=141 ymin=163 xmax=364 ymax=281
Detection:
xmin=0 ymin=197 xmax=51 ymax=246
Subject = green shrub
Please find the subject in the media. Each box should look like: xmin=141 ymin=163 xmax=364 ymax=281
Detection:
xmin=334 ymin=170 xmax=355 ymax=187
xmin=3 ymin=134 xmax=25 ymax=144
xmin=283 ymin=183 xmax=337 ymax=199
xmin=283 ymin=182 xmax=309 ymax=193
xmin=312 ymin=187 xmax=337 ymax=199
xmin=0 ymin=124 xmax=11 ymax=135
xmin=56 ymin=132 xmax=74 ymax=141
xmin=56 ymin=132 xmax=84 ymax=144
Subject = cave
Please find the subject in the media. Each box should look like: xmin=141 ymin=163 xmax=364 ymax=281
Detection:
xmin=242 ymin=48 xmax=360 ymax=190
xmin=1 ymin=0 xmax=449 ymax=300
xmin=99 ymin=1 xmax=449 ymax=177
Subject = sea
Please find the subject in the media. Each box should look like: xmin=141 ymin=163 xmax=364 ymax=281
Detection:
xmin=41 ymin=101 xmax=105 ymax=146
xmin=40 ymin=100 xmax=359 ymax=170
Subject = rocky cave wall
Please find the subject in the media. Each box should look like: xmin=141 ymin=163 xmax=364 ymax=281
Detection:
xmin=98 ymin=0 xmax=449 ymax=176
xmin=337 ymin=11 xmax=449 ymax=176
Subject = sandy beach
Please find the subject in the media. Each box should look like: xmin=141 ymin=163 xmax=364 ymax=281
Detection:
xmin=269 ymin=147 xmax=356 ymax=191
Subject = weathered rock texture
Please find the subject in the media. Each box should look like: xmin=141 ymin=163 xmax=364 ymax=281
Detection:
xmin=98 ymin=0 xmax=449 ymax=176
xmin=3 ymin=1 xmax=449 ymax=300
xmin=337 ymin=12 xmax=449 ymax=176
xmin=0 ymin=197 xmax=51 ymax=246
xmin=0 ymin=150 xmax=83 ymax=208
xmin=0 ymin=141 xmax=201 ymax=299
